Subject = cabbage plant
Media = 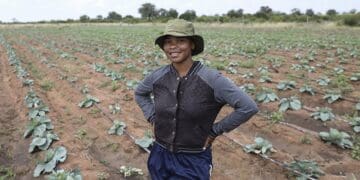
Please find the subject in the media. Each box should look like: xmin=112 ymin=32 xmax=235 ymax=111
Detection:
xmin=319 ymin=128 xmax=353 ymax=149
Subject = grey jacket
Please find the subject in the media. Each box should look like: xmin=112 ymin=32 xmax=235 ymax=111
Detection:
xmin=135 ymin=61 xmax=258 ymax=152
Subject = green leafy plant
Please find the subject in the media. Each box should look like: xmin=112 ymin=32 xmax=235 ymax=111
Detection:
xmin=242 ymin=72 xmax=254 ymax=79
xmin=109 ymin=103 xmax=121 ymax=114
xmin=303 ymin=65 xmax=316 ymax=73
xmin=119 ymin=166 xmax=143 ymax=178
xmin=92 ymin=63 xmax=106 ymax=73
xmin=350 ymin=73 xmax=360 ymax=81
xmin=299 ymin=85 xmax=316 ymax=96
xmin=310 ymin=107 xmax=335 ymax=122
xmin=47 ymin=169 xmax=82 ymax=180
xmin=23 ymin=79 xmax=34 ymax=86
xmin=29 ymin=131 xmax=59 ymax=153
xmin=258 ymin=74 xmax=272 ymax=83
xmin=287 ymin=160 xmax=325 ymax=180
xmin=255 ymin=88 xmax=279 ymax=103
xmin=135 ymin=131 xmax=154 ymax=149
xmin=243 ymin=137 xmax=276 ymax=156
xmin=291 ymin=64 xmax=302 ymax=71
xmin=105 ymin=70 xmax=124 ymax=81
xmin=319 ymin=128 xmax=353 ymax=149
xmin=81 ymin=85 xmax=89 ymax=94
xmin=108 ymin=120 xmax=126 ymax=136
xmin=24 ymin=116 xmax=54 ymax=138
xmin=279 ymin=96 xmax=302 ymax=112
xmin=226 ymin=66 xmax=237 ymax=74
xmin=323 ymin=91 xmax=342 ymax=104
xmin=33 ymin=146 xmax=67 ymax=177
xmin=25 ymin=91 xmax=43 ymax=108
xmin=29 ymin=105 xmax=50 ymax=119
xmin=239 ymin=83 xmax=256 ymax=95
xmin=257 ymin=66 xmax=269 ymax=73
xmin=268 ymin=111 xmax=284 ymax=124
xmin=126 ymin=80 xmax=139 ymax=90
xmin=316 ymin=76 xmax=330 ymax=86
xmin=78 ymin=95 xmax=100 ymax=108
xmin=349 ymin=117 xmax=360 ymax=133
xmin=333 ymin=66 xmax=345 ymax=74
xmin=277 ymin=80 xmax=296 ymax=90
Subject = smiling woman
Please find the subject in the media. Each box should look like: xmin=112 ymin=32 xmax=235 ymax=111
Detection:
xmin=163 ymin=36 xmax=193 ymax=73
xmin=134 ymin=19 xmax=259 ymax=180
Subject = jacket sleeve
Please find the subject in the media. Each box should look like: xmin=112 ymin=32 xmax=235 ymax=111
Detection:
xmin=134 ymin=73 xmax=156 ymax=123
xmin=210 ymin=73 xmax=259 ymax=137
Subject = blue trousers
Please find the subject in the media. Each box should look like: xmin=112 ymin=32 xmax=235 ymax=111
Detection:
xmin=148 ymin=143 xmax=213 ymax=180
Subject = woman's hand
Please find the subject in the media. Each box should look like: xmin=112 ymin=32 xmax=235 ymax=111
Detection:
xmin=203 ymin=135 xmax=216 ymax=149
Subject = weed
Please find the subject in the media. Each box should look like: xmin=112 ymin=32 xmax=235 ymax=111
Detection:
xmin=75 ymin=129 xmax=87 ymax=140
xmin=40 ymin=80 xmax=54 ymax=91
xmin=268 ymin=111 xmax=284 ymax=124
xmin=331 ymin=74 xmax=353 ymax=94
xmin=238 ymin=60 xmax=255 ymax=69
xmin=300 ymin=134 xmax=312 ymax=145
xmin=111 ymin=81 xmax=120 ymax=92
xmin=352 ymin=135 xmax=360 ymax=160
xmin=28 ymin=62 xmax=43 ymax=80
xmin=0 ymin=166 xmax=16 ymax=180
xmin=98 ymin=80 xmax=112 ymax=89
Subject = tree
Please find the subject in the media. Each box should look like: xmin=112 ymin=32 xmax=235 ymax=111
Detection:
xmin=179 ymin=10 xmax=197 ymax=21
xmin=305 ymin=9 xmax=315 ymax=16
xmin=291 ymin=8 xmax=302 ymax=16
xmin=349 ymin=9 xmax=357 ymax=14
xmin=157 ymin=8 xmax=168 ymax=17
xmin=79 ymin=15 xmax=90 ymax=22
xmin=326 ymin=9 xmax=337 ymax=16
xmin=227 ymin=9 xmax=243 ymax=18
xmin=255 ymin=6 xmax=273 ymax=19
xmin=168 ymin=8 xmax=178 ymax=18
xmin=96 ymin=15 xmax=103 ymax=20
xmin=138 ymin=3 xmax=157 ymax=21
xmin=107 ymin=11 xmax=122 ymax=20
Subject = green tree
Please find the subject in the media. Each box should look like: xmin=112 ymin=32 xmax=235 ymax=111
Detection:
xmin=179 ymin=10 xmax=197 ymax=21
xmin=326 ymin=9 xmax=337 ymax=16
xmin=138 ymin=3 xmax=157 ymax=21
xmin=255 ymin=6 xmax=273 ymax=20
xmin=96 ymin=15 xmax=103 ymax=20
xmin=305 ymin=9 xmax=315 ymax=16
xmin=168 ymin=8 xmax=178 ymax=18
xmin=227 ymin=9 xmax=243 ymax=18
xmin=157 ymin=8 xmax=168 ymax=17
xmin=107 ymin=11 xmax=122 ymax=21
xmin=349 ymin=9 xmax=357 ymax=14
xmin=79 ymin=15 xmax=90 ymax=22
xmin=291 ymin=8 xmax=302 ymax=16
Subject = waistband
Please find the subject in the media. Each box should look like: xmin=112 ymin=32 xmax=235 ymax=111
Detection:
xmin=155 ymin=139 xmax=207 ymax=153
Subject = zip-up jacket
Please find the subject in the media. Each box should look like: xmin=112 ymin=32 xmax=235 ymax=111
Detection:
xmin=135 ymin=61 xmax=258 ymax=153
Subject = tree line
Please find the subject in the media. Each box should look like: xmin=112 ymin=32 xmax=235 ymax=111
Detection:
xmin=2 ymin=3 xmax=359 ymax=26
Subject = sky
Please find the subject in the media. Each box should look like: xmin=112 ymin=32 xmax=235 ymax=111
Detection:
xmin=0 ymin=0 xmax=359 ymax=22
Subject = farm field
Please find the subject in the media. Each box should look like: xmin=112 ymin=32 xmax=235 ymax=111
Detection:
xmin=0 ymin=23 xmax=359 ymax=179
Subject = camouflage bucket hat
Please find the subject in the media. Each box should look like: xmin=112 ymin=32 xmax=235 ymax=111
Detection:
xmin=155 ymin=19 xmax=204 ymax=56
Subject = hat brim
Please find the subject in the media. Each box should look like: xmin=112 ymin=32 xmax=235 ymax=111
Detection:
xmin=155 ymin=34 xmax=204 ymax=56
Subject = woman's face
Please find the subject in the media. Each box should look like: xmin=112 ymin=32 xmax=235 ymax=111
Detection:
xmin=163 ymin=36 xmax=194 ymax=64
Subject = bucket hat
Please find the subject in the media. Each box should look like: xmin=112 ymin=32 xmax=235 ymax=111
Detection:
xmin=155 ymin=19 xmax=204 ymax=56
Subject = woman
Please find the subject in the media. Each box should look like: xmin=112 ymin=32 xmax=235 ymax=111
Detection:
xmin=135 ymin=19 xmax=258 ymax=180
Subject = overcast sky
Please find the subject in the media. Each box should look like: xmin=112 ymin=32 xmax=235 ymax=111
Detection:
xmin=0 ymin=0 xmax=359 ymax=22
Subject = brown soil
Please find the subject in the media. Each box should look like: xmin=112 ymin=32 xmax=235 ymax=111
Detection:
xmin=1 ymin=31 xmax=359 ymax=180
